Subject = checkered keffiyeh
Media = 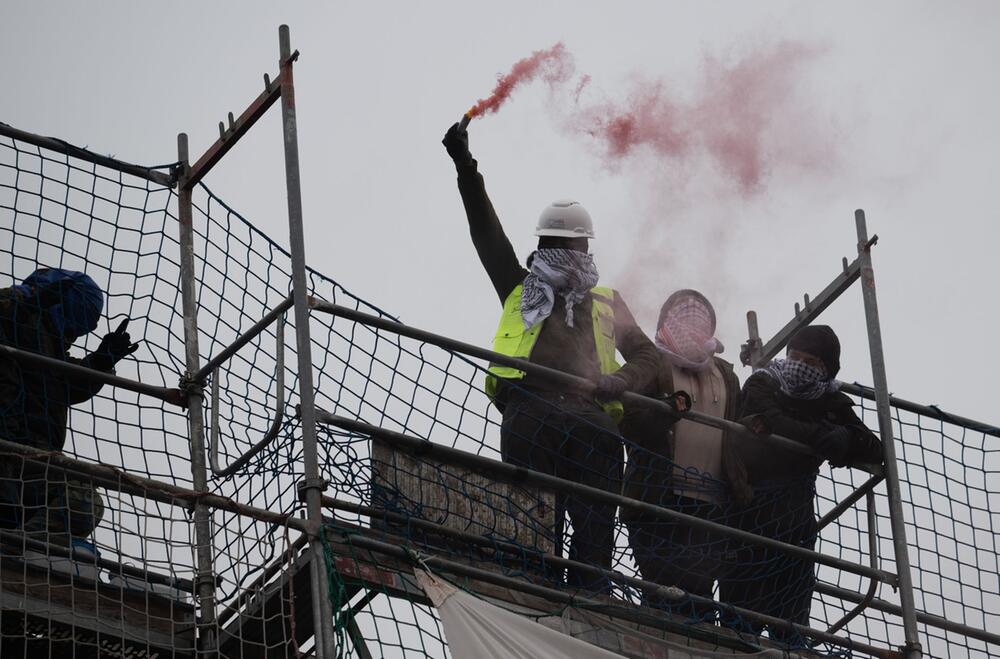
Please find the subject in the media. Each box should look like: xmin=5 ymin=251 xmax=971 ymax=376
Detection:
xmin=520 ymin=248 xmax=599 ymax=329
xmin=655 ymin=296 xmax=723 ymax=371
xmin=762 ymin=358 xmax=839 ymax=400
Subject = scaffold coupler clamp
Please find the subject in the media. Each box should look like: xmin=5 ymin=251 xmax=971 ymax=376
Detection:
xmin=899 ymin=640 xmax=922 ymax=657
xmin=297 ymin=477 xmax=328 ymax=503
xmin=177 ymin=373 xmax=204 ymax=408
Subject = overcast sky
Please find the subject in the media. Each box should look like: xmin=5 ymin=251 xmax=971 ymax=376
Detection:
xmin=3 ymin=1 xmax=998 ymax=424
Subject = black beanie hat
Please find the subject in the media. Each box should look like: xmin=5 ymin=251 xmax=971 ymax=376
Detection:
xmin=788 ymin=325 xmax=841 ymax=378
xmin=658 ymin=289 xmax=716 ymax=330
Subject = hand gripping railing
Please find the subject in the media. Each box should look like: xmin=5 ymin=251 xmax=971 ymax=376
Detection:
xmin=209 ymin=312 xmax=287 ymax=478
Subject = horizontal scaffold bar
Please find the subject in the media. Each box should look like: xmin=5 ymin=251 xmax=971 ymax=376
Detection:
xmin=315 ymin=412 xmax=898 ymax=586
xmin=0 ymin=343 xmax=184 ymax=406
xmin=840 ymin=382 xmax=1000 ymax=438
xmin=0 ymin=121 xmax=176 ymax=188
xmin=0 ymin=435 xmax=308 ymax=532
xmin=309 ymin=298 xmax=886 ymax=473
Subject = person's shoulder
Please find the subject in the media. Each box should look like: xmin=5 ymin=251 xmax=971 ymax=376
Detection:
xmin=745 ymin=368 xmax=777 ymax=386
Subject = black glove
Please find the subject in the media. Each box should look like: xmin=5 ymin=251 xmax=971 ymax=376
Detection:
xmin=593 ymin=374 xmax=628 ymax=402
xmin=815 ymin=425 xmax=854 ymax=467
xmin=442 ymin=123 xmax=473 ymax=165
xmin=663 ymin=390 xmax=692 ymax=413
xmin=93 ymin=318 xmax=140 ymax=369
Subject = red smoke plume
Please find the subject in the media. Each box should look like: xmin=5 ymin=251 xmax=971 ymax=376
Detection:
xmin=575 ymin=42 xmax=827 ymax=195
xmin=466 ymin=43 xmax=574 ymax=119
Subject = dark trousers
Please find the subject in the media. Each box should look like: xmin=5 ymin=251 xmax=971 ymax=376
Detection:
xmin=499 ymin=389 xmax=622 ymax=593
xmin=623 ymin=494 xmax=724 ymax=620
xmin=718 ymin=490 xmax=817 ymax=645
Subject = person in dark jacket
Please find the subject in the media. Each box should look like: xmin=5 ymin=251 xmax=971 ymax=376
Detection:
xmin=0 ymin=268 xmax=137 ymax=549
xmin=443 ymin=123 xmax=661 ymax=591
xmin=621 ymin=289 xmax=740 ymax=619
xmin=718 ymin=325 xmax=881 ymax=644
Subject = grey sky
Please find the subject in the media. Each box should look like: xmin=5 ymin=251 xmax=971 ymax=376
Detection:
xmin=2 ymin=2 xmax=997 ymax=420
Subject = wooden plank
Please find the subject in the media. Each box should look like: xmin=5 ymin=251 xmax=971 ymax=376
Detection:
xmin=0 ymin=556 xmax=195 ymax=656
xmin=371 ymin=438 xmax=556 ymax=556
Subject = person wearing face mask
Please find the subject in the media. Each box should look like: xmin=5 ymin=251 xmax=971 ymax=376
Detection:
xmin=620 ymin=289 xmax=741 ymax=618
xmin=442 ymin=123 xmax=661 ymax=592
xmin=0 ymin=268 xmax=138 ymax=564
xmin=718 ymin=325 xmax=881 ymax=644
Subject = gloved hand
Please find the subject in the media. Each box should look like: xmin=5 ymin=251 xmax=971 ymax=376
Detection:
xmin=93 ymin=318 xmax=140 ymax=368
xmin=664 ymin=390 xmax=692 ymax=413
xmin=815 ymin=425 xmax=854 ymax=467
xmin=593 ymin=374 xmax=628 ymax=402
xmin=442 ymin=123 xmax=473 ymax=165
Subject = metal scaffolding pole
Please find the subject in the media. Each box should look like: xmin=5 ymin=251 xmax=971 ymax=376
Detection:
xmin=855 ymin=209 xmax=922 ymax=658
xmin=175 ymin=133 xmax=219 ymax=654
xmin=277 ymin=24 xmax=337 ymax=659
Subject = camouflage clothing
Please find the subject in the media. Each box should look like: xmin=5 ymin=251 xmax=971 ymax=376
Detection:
xmin=0 ymin=284 xmax=107 ymax=545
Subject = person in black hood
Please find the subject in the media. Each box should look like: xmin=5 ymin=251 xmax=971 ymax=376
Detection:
xmin=718 ymin=325 xmax=881 ymax=644
xmin=0 ymin=268 xmax=138 ymax=551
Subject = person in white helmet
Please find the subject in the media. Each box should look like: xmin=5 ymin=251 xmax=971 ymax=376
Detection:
xmin=442 ymin=122 xmax=660 ymax=592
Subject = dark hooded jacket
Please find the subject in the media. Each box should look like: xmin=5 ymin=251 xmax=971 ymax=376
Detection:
xmin=725 ymin=371 xmax=882 ymax=506
xmin=0 ymin=280 xmax=109 ymax=451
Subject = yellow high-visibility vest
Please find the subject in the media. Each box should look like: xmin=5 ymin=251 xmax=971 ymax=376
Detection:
xmin=484 ymin=284 xmax=624 ymax=422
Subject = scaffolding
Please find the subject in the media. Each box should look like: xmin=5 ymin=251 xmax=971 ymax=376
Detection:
xmin=0 ymin=24 xmax=998 ymax=659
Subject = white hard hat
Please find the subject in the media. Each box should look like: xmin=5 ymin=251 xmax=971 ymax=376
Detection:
xmin=535 ymin=199 xmax=595 ymax=239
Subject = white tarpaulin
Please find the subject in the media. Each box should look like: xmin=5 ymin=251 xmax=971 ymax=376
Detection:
xmin=414 ymin=569 xmax=625 ymax=659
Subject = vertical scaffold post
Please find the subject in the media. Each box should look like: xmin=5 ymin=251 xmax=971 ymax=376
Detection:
xmin=278 ymin=24 xmax=337 ymax=658
xmin=176 ymin=133 xmax=219 ymax=654
xmin=855 ymin=209 xmax=922 ymax=658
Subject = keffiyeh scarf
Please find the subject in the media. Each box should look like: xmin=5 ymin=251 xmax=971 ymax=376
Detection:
xmin=762 ymin=358 xmax=840 ymax=400
xmin=655 ymin=297 xmax=723 ymax=371
xmin=520 ymin=249 xmax=599 ymax=329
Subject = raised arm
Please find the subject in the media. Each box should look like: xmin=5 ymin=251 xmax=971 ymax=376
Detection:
xmin=443 ymin=124 xmax=526 ymax=303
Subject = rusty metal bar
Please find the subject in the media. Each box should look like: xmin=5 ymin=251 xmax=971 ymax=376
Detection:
xmin=193 ymin=294 xmax=294 ymax=384
xmin=181 ymin=74 xmax=284 ymax=190
xmin=748 ymin=257 xmax=862 ymax=368
xmin=0 ymin=342 xmax=184 ymax=406
xmin=316 ymin=412 xmax=897 ymax=585
xmin=0 ymin=121 xmax=176 ymax=187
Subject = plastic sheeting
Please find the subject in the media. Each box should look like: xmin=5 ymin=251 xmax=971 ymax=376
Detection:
xmin=414 ymin=569 xmax=625 ymax=659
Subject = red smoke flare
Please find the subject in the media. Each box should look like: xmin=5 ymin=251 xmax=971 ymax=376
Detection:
xmin=467 ymin=43 xmax=574 ymax=119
